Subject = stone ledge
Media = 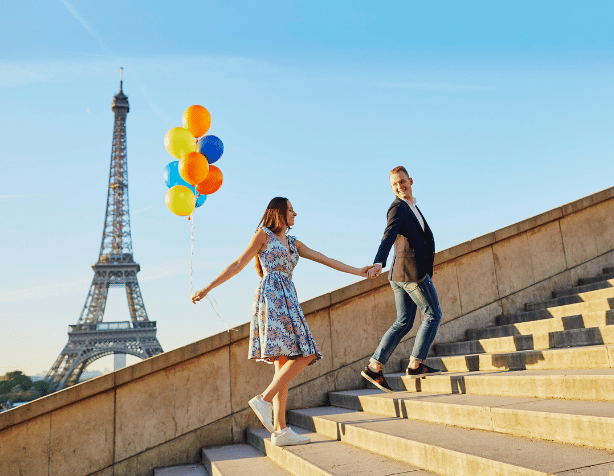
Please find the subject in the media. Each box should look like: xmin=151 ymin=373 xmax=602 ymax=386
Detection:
xmin=0 ymin=373 xmax=115 ymax=432
xmin=0 ymin=331 xmax=229 ymax=432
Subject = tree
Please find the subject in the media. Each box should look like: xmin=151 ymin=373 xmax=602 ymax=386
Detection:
xmin=33 ymin=380 xmax=49 ymax=395
xmin=1 ymin=371 xmax=33 ymax=390
xmin=0 ymin=371 xmax=47 ymax=405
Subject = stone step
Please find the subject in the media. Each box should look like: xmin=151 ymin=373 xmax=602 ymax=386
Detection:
xmin=246 ymin=427 xmax=438 ymax=475
xmin=287 ymin=406 xmax=614 ymax=476
xmin=555 ymin=278 xmax=614 ymax=298
xmin=467 ymin=310 xmax=614 ymax=340
xmin=525 ymin=287 xmax=614 ymax=312
xmin=579 ymin=270 xmax=614 ymax=286
xmin=329 ymin=389 xmax=614 ymax=451
xmin=403 ymin=344 xmax=614 ymax=373
xmin=605 ymin=266 xmax=614 ymax=274
xmin=202 ymin=444 xmax=293 ymax=476
xmin=496 ymin=309 xmax=558 ymax=326
xmin=381 ymin=369 xmax=614 ymax=401
xmin=154 ymin=465 xmax=209 ymax=476
xmin=435 ymin=324 xmax=614 ymax=357
xmin=496 ymin=299 xmax=614 ymax=326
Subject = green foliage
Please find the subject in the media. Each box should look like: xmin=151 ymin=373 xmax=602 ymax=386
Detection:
xmin=0 ymin=371 xmax=48 ymax=405
xmin=33 ymin=380 xmax=49 ymax=394
xmin=1 ymin=371 xmax=33 ymax=389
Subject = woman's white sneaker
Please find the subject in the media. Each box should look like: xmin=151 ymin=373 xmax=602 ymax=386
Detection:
xmin=248 ymin=395 xmax=275 ymax=433
xmin=271 ymin=427 xmax=311 ymax=446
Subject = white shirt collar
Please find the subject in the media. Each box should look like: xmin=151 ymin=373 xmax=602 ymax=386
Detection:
xmin=401 ymin=197 xmax=425 ymax=231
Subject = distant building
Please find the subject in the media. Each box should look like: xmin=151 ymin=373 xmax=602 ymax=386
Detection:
xmin=114 ymin=353 xmax=126 ymax=371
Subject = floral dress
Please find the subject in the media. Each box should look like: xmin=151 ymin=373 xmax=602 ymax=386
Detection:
xmin=248 ymin=227 xmax=322 ymax=364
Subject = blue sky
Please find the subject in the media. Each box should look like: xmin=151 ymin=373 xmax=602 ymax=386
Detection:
xmin=1 ymin=1 xmax=613 ymax=376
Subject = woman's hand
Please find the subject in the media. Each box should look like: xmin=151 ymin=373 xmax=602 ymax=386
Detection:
xmin=359 ymin=265 xmax=372 ymax=278
xmin=192 ymin=286 xmax=210 ymax=304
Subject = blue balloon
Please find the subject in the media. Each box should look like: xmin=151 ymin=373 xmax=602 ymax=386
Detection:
xmin=195 ymin=193 xmax=207 ymax=208
xmin=164 ymin=161 xmax=191 ymax=189
xmin=164 ymin=161 xmax=198 ymax=206
xmin=197 ymin=135 xmax=224 ymax=164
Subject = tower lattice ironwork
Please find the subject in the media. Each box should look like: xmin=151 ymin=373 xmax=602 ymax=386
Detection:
xmin=46 ymin=70 xmax=163 ymax=392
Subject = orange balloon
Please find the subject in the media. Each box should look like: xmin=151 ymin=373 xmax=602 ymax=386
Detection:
xmin=182 ymin=105 xmax=211 ymax=138
xmin=179 ymin=151 xmax=209 ymax=186
xmin=196 ymin=165 xmax=223 ymax=195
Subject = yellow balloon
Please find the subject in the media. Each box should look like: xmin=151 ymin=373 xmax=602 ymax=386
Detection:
xmin=165 ymin=185 xmax=196 ymax=216
xmin=164 ymin=127 xmax=196 ymax=159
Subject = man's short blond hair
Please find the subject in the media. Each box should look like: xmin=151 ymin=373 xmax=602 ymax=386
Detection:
xmin=390 ymin=166 xmax=409 ymax=176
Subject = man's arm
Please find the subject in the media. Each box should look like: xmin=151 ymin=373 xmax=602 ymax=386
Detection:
xmin=372 ymin=201 xmax=404 ymax=269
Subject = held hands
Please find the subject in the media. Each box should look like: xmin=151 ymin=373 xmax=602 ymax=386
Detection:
xmin=367 ymin=263 xmax=382 ymax=279
xmin=359 ymin=264 xmax=382 ymax=279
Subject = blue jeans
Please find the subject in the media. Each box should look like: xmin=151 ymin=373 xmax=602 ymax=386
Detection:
xmin=372 ymin=275 xmax=443 ymax=366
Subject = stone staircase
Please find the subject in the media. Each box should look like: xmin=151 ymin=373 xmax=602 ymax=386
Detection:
xmin=155 ymin=267 xmax=614 ymax=476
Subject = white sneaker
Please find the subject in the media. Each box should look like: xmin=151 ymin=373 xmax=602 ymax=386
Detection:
xmin=248 ymin=395 xmax=275 ymax=433
xmin=271 ymin=427 xmax=311 ymax=446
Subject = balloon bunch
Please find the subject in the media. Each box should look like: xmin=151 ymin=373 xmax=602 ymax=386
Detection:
xmin=163 ymin=105 xmax=224 ymax=216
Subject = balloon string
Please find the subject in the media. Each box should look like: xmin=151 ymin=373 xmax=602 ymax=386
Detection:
xmin=190 ymin=204 xmax=236 ymax=334
xmin=206 ymin=296 xmax=237 ymax=334
xmin=190 ymin=208 xmax=195 ymax=298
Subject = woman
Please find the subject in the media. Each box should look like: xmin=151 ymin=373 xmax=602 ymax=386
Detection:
xmin=192 ymin=197 xmax=374 ymax=446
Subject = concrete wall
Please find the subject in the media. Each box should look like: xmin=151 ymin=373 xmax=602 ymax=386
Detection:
xmin=2 ymin=186 xmax=613 ymax=476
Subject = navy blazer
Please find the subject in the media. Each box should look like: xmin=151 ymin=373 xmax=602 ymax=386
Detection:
xmin=373 ymin=198 xmax=435 ymax=282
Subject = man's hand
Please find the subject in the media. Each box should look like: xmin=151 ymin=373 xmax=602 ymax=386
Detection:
xmin=367 ymin=263 xmax=382 ymax=279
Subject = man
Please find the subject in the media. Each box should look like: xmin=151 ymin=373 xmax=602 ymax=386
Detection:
xmin=361 ymin=166 xmax=443 ymax=392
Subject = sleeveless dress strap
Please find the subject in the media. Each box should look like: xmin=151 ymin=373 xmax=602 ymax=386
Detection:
xmin=259 ymin=226 xmax=273 ymax=241
xmin=287 ymin=235 xmax=297 ymax=253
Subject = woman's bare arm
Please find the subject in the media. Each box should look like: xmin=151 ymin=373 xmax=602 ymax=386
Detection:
xmin=296 ymin=240 xmax=372 ymax=277
xmin=192 ymin=229 xmax=267 ymax=303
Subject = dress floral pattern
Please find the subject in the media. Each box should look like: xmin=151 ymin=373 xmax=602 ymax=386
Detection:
xmin=249 ymin=227 xmax=322 ymax=364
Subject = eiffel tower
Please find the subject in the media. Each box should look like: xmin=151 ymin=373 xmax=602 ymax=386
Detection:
xmin=46 ymin=70 xmax=163 ymax=392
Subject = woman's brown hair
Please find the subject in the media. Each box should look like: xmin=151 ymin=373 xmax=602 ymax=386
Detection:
xmin=255 ymin=197 xmax=290 ymax=278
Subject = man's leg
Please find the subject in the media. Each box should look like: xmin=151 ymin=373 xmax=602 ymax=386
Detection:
xmin=369 ymin=281 xmax=418 ymax=371
xmin=362 ymin=281 xmax=419 ymax=392
xmin=404 ymin=275 xmax=443 ymax=371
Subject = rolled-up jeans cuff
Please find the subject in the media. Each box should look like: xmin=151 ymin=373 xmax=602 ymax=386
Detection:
xmin=409 ymin=356 xmax=424 ymax=364
xmin=370 ymin=358 xmax=385 ymax=368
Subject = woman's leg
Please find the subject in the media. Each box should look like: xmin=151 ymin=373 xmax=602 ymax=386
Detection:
xmin=262 ymin=354 xmax=314 ymax=430
xmin=272 ymin=359 xmax=288 ymax=431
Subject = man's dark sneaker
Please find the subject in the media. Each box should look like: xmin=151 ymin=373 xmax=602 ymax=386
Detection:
xmin=406 ymin=363 xmax=442 ymax=379
xmin=361 ymin=367 xmax=393 ymax=393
